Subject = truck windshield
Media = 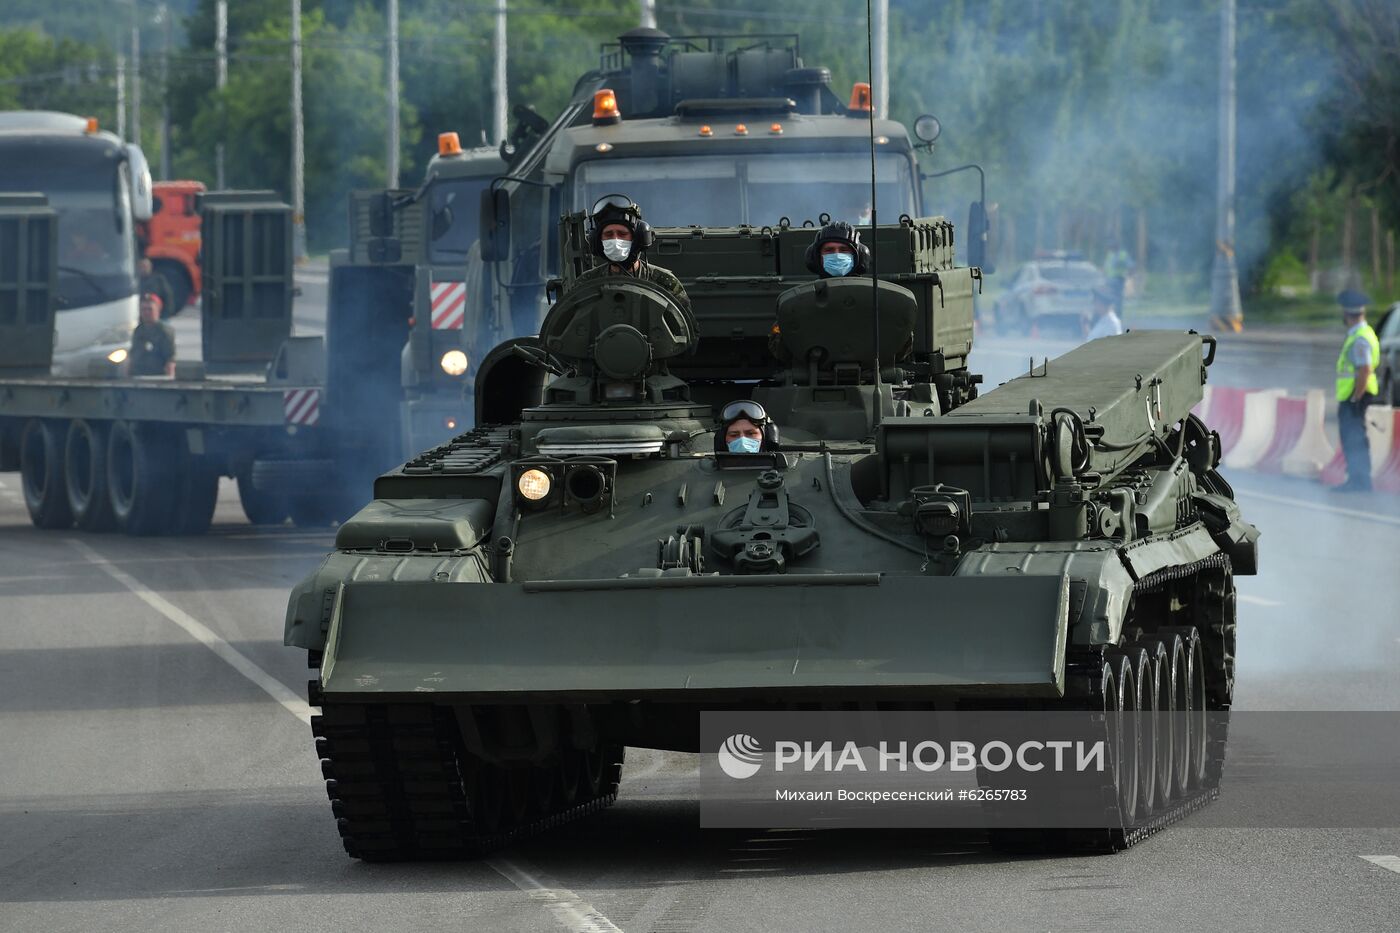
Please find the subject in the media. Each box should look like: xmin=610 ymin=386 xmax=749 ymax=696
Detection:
xmin=428 ymin=178 xmax=488 ymax=261
xmin=573 ymin=152 xmax=917 ymax=228
xmin=0 ymin=144 xmax=136 ymax=310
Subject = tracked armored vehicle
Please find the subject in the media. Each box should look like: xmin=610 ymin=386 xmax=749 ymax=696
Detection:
xmin=285 ymin=212 xmax=1257 ymax=859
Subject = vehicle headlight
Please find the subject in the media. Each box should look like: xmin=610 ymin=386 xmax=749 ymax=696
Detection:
xmin=440 ymin=349 xmax=469 ymax=376
xmin=107 ymin=348 xmax=128 ymax=364
xmin=517 ymin=469 xmax=552 ymax=502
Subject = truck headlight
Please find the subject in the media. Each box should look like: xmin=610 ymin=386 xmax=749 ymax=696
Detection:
xmin=440 ymin=349 xmax=469 ymax=376
xmin=517 ymin=469 xmax=552 ymax=502
xmin=107 ymin=348 xmax=128 ymax=364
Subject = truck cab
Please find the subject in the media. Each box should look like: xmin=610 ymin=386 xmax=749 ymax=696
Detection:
xmin=140 ymin=179 xmax=207 ymax=314
xmin=479 ymin=29 xmax=942 ymax=340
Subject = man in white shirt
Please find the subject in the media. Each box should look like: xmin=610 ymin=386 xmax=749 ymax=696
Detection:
xmin=1085 ymin=285 xmax=1123 ymax=341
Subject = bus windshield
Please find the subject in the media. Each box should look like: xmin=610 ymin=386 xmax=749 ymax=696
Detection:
xmin=573 ymin=152 xmax=917 ymax=228
xmin=0 ymin=144 xmax=136 ymax=309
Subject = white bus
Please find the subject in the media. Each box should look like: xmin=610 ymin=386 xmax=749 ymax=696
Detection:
xmin=0 ymin=111 xmax=153 ymax=374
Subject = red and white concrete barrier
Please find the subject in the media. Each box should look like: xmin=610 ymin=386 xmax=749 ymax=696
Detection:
xmin=1222 ymin=389 xmax=1287 ymax=470
xmin=1370 ymin=407 xmax=1400 ymax=493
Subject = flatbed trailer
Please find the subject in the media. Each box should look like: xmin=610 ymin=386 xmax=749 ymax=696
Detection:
xmin=0 ymin=192 xmax=374 ymax=535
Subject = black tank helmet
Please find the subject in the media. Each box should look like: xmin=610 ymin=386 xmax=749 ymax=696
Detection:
xmin=588 ymin=193 xmax=655 ymax=263
xmin=804 ymin=220 xmax=871 ymax=276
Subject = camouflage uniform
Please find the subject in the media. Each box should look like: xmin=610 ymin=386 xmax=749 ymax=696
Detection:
xmin=572 ymin=260 xmax=692 ymax=316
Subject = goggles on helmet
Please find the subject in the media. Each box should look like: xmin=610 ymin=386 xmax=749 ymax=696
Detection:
xmin=590 ymin=193 xmax=640 ymax=218
xmin=720 ymin=399 xmax=769 ymax=426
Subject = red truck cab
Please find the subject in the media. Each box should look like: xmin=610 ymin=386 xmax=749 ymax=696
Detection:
xmin=138 ymin=179 xmax=206 ymax=313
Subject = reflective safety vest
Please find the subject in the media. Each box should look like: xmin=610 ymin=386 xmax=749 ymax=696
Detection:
xmin=1336 ymin=322 xmax=1380 ymax=401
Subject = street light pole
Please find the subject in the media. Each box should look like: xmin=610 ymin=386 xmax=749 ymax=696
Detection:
xmin=290 ymin=0 xmax=307 ymax=260
xmin=215 ymin=0 xmax=227 ymax=189
xmin=1209 ymin=0 xmax=1243 ymax=332
xmin=387 ymin=0 xmax=400 ymax=187
xmin=160 ymin=3 xmax=171 ymax=179
xmin=639 ymin=0 xmax=657 ymax=28
xmin=131 ymin=24 xmax=142 ymax=146
xmin=872 ymin=0 xmax=888 ymax=120
xmin=493 ymin=0 xmax=508 ymax=146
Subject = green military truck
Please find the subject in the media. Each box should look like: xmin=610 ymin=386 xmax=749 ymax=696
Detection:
xmin=344 ymin=29 xmax=987 ymax=376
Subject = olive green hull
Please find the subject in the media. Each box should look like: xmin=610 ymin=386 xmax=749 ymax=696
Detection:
xmin=320 ymin=573 xmax=1069 ymax=704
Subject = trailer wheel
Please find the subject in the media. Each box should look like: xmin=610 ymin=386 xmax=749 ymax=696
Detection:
xmin=173 ymin=454 xmax=220 ymax=535
xmin=236 ymin=468 xmax=288 ymax=525
xmin=20 ymin=419 xmax=73 ymax=529
xmin=107 ymin=420 xmax=180 ymax=536
xmin=64 ymin=419 xmax=117 ymax=531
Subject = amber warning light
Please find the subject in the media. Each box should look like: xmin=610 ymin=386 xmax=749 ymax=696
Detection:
xmin=848 ymin=82 xmax=873 ymax=113
xmin=438 ymin=132 xmax=463 ymax=156
xmin=593 ymin=89 xmax=621 ymax=125
xmin=84 ymin=116 xmax=100 ymax=134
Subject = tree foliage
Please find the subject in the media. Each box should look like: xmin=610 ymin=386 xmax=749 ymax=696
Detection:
xmin=1 ymin=0 xmax=1395 ymax=287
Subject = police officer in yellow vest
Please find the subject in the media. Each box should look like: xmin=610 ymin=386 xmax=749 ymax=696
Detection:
xmin=1335 ymin=288 xmax=1381 ymax=492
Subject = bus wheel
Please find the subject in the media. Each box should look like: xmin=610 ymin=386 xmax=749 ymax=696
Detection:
xmin=106 ymin=420 xmax=180 ymax=536
xmin=20 ymin=419 xmax=73 ymax=529
xmin=64 ymin=419 xmax=117 ymax=531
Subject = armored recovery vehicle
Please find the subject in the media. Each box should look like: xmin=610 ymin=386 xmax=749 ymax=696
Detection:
xmin=285 ymin=212 xmax=1257 ymax=858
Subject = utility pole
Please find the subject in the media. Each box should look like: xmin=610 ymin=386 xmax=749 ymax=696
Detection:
xmin=291 ymin=0 xmax=307 ymax=260
xmin=493 ymin=0 xmax=508 ymax=146
xmin=639 ymin=0 xmax=657 ymax=28
xmin=160 ymin=3 xmax=171 ymax=179
xmin=116 ymin=52 xmax=127 ymax=140
xmin=131 ymin=24 xmax=142 ymax=147
xmin=387 ymin=0 xmax=400 ymax=187
xmin=872 ymin=0 xmax=889 ymax=119
xmin=215 ymin=0 xmax=227 ymax=189
xmin=1208 ymin=0 xmax=1243 ymax=332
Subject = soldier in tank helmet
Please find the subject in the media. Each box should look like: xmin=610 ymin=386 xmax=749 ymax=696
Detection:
xmin=714 ymin=399 xmax=780 ymax=454
xmin=571 ymin=194 xmax=691 ymax=314
xmin=805 ymin=220 xmax=870 ymax=278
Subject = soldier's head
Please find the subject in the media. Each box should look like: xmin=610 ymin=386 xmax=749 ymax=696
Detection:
xmin=589 ymin=193 xmax=654 ymax=267
xmin=139 ymin=292 xmax=163 ymax=323
xmin=715 ymin=399 xmax=780 ymax=454
xmin=805 ymin=221 xmax=869 ymax=277
xmin=1338 ymin=288 xmax=1369 ymax=324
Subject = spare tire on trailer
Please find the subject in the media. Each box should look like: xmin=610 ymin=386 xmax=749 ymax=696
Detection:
xmin=20 ymin=418 xmax=73 ymax=529
xmin=106 ymin=420 xmax=180 ymax=536
xmin=64 ymin=419 xmax=118 ymax=531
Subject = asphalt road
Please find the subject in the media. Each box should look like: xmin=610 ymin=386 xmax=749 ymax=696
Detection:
xmin=4 ymin=288 xmax=1399 ymax=931
xmin=1 ymin=464 xmax=1398 ymax=932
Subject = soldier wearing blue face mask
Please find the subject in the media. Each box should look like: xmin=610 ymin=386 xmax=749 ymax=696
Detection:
xmin=715 ymin=400 xmax=780 ymax=454
xmin=804 ymin=221 xmax=870 ymax=278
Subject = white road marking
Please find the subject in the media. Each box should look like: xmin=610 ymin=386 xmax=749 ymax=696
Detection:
xmin=486 ymin=857 xmax=626 ymax=933
xmin=67 ymin=538 xmax=314 ymax=726
xmin=1359 ymin=855 xmax=1400 ymax=874
xmin=1238 ymin=594 xmax=1282 ymax=607
xmin=1235 ymin=488 xmax=1400 ymax=528
xmin=70 ymin=537 xmax=625 ymax=933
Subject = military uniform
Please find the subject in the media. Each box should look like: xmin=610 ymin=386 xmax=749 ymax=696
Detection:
xmin=572 ymin=261 xmax=691 ymax=316
xmin=129 ymin=320 xmax=176 ymax=375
